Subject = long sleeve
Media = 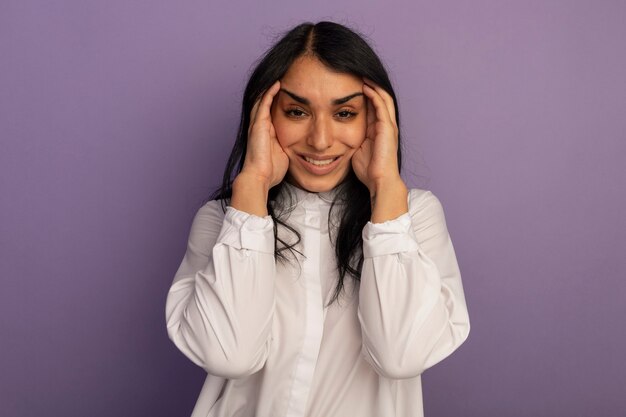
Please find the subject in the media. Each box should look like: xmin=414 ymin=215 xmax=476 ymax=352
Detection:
xmin=165 ymin=201 xmax=276 ymax=379
xmin=357 ymin=189 xmax=470 ymax=379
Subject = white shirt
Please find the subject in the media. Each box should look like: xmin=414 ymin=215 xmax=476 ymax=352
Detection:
xmin=165 ymin=183 xmax=470 ymax=417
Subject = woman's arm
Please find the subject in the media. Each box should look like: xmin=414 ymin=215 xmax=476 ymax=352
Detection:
xmin=351 ymin=79 xmax=469 ymax=378
xmin=165 ymin=81 xmax=287 ymax=378
xmin=357 ymin=189 xmax=470 ymax=379
xmin=165 ymin=201 xmax=276 ymax=379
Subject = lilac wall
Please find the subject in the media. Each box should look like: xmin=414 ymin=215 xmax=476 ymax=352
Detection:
xmin=2 ymin=0 xmax=625 ymax=415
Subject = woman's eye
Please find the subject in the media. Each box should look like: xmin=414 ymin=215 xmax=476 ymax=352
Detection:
xmin=285 ymin=109 xmax=306 ymax=118
xmin=336 ymin=110 xmax=357 ymax=119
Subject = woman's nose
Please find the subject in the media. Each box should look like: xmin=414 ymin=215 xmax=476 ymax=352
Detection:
xmin=307 ymin=116 xmax=333 ymax=150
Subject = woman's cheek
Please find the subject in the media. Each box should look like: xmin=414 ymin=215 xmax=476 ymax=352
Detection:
xmin=342 ymin=127 xmax=367 ymax=149
xmin=275 ymin=123 xmax=303 ymax=148
xmin=274 ymin=127 xmax=291 ymax=148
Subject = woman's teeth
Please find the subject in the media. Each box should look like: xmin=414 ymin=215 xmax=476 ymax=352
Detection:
xmin=304 ymin=156 xmax=336 ymax=166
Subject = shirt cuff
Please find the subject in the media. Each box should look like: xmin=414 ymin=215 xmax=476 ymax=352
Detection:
xmin=216 ymin=206 xmax=275 ymax=254
xmin=362 ymin=212 xmax=420 ymax=258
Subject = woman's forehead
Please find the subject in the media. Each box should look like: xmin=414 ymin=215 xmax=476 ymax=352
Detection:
xmin=279 ymin=57 xmax=363 ymax=103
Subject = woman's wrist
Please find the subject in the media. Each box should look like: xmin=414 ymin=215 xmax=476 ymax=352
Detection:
xmin=369 ymin=177 xmax=408 ymax=223
xmin=230 ymin=172 xmax=271 ymax=217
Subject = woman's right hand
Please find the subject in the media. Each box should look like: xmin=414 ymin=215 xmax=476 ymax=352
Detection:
xmin=231 ymin=81 xmax=288 ymax=216
xmin=239 ymin=80 xmax=289 ymax=189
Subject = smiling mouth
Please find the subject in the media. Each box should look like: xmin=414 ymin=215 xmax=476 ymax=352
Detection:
xmin=302 ymin=156 xmax=339 ymax=166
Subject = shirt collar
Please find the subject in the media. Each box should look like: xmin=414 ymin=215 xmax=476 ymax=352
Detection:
xmin=273 ymin=181 xmax=347 ymax=210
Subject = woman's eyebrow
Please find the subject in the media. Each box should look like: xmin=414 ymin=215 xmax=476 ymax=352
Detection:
xmin=279 ymin=89 xmax=364 ymax=105
xmin=332 ymin=92 xmax=364 ymax=105
xmin=280 ymin=89 xmax=309 ymax=104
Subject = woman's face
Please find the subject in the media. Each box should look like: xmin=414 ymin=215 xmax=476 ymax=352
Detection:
xmin=270 ymin=56 xmax=367 ymax=193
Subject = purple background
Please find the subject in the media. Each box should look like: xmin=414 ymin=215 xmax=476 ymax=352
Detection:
xmin=2 ymin=0 xmax=625 ymax=416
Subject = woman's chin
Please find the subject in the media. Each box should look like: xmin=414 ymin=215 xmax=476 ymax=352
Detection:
xmin=284 ymin=172 xmax=347 ymax=194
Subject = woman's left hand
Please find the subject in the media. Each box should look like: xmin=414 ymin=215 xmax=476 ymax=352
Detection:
xmin=351 ymin=80 xmax=404 ymax=195
xmin=352 ymin=80 xmax=408 ymax=222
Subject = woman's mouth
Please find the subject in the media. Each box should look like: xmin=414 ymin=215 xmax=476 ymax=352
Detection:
xmin=303 ymin=156 xmax=337 ymax=166
xmin=298 ymin=154 xmax=343 ymax=175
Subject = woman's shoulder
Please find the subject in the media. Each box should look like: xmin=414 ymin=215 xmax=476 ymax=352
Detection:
xmin=407 ymin=188 xmax=447 ymax=226
xmin=188 ymin=199 xmax=228 ymax=232
xmin=196 ymin=198 xmax=226 ymax=215
xmin=407 ymin=187 xmax=441 ymax=209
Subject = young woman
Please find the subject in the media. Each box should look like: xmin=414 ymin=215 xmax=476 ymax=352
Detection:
xmin=166 ymin=21 xmax=470 ymax=417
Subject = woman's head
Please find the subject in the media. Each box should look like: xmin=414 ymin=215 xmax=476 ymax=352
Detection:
xmin=220 ymin=21 xmax=402 ymax=194
xmin=214 ymin=21 xmax=402 ymax=303
xmin=270 ymin=56 xmax=367 ymax=192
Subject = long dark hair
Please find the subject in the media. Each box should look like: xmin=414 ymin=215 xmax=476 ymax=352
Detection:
xmin=211 ymin=21 xmax=402 ymax=304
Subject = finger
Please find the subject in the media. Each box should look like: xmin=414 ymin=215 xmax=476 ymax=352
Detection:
xmin=363 ymin=79 xmax=397 ymax=128
xmin=365 ymin=96 xmax=376 ymax=140
xmin=363 ymin=83 xmax=393 ymax=127
xmin=363 ymin=80 xmax=396 ymax=128
xmin=249 ymin=81 xmax=280 ymax=136
xmin=365 ymin=90 xmax=375 ymax=124
xmin=250 ymin=98 xmax=261 ymax=126
xmin=255 ymin=80 xmax=281 ymax=123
